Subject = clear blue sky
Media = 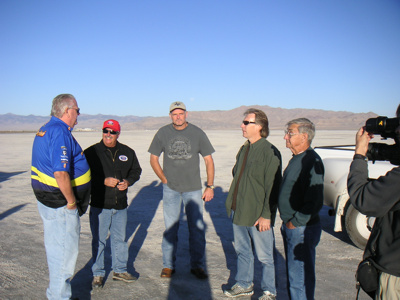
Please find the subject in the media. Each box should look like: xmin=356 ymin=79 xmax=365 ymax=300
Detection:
xmin=1 ymin=0 xmax=399 ymax=117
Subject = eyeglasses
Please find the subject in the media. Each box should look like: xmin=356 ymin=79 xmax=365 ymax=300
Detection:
xmin=242 ymin=121 xmax=256 ymax=125
xmin=284 ymin=130 xmax=300 ymax=137
xmin=103 ymin=129 xmax=119 ymax=135
xmin=68 ymin=107 xmax=80 ymax=115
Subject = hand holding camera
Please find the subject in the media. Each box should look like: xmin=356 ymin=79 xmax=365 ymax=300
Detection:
xmin=355 ymin=127 xmax=373 ymax=156
xmin=362 ymin=116 xmax=400 ymax=165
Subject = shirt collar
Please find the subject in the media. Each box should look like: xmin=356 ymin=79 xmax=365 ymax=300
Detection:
xmin=52 ymin=116 xmax=73 ymax=132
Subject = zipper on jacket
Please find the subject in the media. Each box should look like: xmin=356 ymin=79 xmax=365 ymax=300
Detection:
xmin=107 ymin=148 xmax=120 ymax=205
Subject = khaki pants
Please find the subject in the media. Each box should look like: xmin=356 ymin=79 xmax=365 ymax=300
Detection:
xmin=376 ymin=272 xmax=400 ymax=300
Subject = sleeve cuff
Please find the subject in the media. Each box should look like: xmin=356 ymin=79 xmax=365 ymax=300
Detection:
xmin=353 ymin=154 xmax=368 ymax=161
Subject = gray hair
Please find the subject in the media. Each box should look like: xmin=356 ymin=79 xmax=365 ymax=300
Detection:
xmin=244 ymin=108 xmax=269 ymax=138
xmin=286 ymin=118 xmax=315 ymax=143
xmin=51 ymin=94 xmax=76 ymax=118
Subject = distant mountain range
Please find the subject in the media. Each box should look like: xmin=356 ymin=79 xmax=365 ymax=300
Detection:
xmin=0 ymin=105 xmax=377 ymax=132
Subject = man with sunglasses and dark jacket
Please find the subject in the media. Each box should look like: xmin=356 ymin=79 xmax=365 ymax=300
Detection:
xmin=84 ymin=119 xmax=142 ymax=289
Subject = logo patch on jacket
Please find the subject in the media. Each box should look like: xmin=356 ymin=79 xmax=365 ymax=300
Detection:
xmin=119 ymin=155 xmax=128 ymax=162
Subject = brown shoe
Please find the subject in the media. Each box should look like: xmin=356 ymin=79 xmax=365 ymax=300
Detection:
xmin=190 ymin=268 xmax=208 ymax=280
xmin=160 ymin=268 xmax=175 ymax=278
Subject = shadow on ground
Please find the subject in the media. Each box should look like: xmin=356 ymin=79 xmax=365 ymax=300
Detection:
xmin=71 ymin=181 xmax=163 ymax=299
xmin=206 ymin=186 xmax=289 ymax=299
xmin=0 ymin=171 xmax=26 ymax=183
xmin=0 ymin=204 xmax=28 ymax=221
xmin=319 ymin=205 xmax=354 ymax=246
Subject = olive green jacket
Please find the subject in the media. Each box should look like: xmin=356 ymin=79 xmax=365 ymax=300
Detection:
xmin=225 ymin=138 xmax=282 ymax=227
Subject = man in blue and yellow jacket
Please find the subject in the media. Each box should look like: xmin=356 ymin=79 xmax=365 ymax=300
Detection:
xmin=31 ymin=94 xmax=91 ymax=300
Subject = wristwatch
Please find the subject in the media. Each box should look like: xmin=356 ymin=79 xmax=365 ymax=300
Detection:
xmin=353 ymin=154 xmax=368 ymax=161
xmin=206 ymin=185 xmax=215 ymax=190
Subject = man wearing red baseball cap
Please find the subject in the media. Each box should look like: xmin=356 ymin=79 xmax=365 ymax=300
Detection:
xmin=102 ymin=119 xmax=121 ymax=133
xmin=84 ymin=119 xmax=142 ymax=288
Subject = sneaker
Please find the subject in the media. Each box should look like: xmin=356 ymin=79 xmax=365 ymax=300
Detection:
xmin=258 ymin=291 xmax=276 ymax=300
xmin=224 ymin=283 xmax=254 ymax=297
xmin=92 ymin=276 xmax=103 ymax=288
xmin=112 ymin=272 xmax=137 ymax=282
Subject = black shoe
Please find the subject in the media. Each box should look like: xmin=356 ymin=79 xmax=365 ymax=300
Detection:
xmin=190 ymin=268 xmax=208 ymax=280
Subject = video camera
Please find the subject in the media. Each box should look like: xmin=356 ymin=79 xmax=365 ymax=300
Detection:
xmin=365 ymin=116 xmax=400 ymax=165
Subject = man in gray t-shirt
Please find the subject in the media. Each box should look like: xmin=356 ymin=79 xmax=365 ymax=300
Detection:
xmin=149 ymin=101 xmax=215 ymax=280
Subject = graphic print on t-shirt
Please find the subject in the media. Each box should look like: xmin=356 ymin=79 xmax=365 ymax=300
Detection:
xmin=167 ymin=136 xmax=193 ymax=160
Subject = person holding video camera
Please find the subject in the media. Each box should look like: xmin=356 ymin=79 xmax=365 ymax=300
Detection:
xmin=347 ymin=105 xmax=400 ymax=299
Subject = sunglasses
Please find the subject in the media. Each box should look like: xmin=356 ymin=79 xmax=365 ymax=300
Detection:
xmin=242 ymin=121 xmax=256 ymax=125
xmin=68 ymin=107 xmax=80 ymax=115
xmin=102 ymin=129 xmax=119 ymax=135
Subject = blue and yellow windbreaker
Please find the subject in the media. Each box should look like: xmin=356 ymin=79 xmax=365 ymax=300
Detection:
xmin=31 ymin=117 xmax=91 ymax=215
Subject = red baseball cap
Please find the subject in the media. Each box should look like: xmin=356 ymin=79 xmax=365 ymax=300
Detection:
xmin=102 ymin=119 xmax=121 ymax=132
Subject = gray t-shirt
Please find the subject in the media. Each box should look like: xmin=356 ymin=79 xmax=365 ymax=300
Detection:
xmin=148 ymin=123 xmax=215 ymax=192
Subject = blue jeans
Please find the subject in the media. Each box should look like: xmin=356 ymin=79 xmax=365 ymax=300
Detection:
xmin=233 ymin=223 xmax=276 ymax=294
xmin=162 ymin=184 xmax=205 ymax=269
xmin=281 ymin=222 xmax=322 ymax=300
xmin=90 ymin=207 xmax=128 ymax=276
xmin=37 ymin=201 xmax=80 ymax=300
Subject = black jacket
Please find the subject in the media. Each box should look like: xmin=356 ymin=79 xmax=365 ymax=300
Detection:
xmin=84 ymin=140 xmax=142 ymax=210
xmin=347 ymin=158 xmax=400 ymax=277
